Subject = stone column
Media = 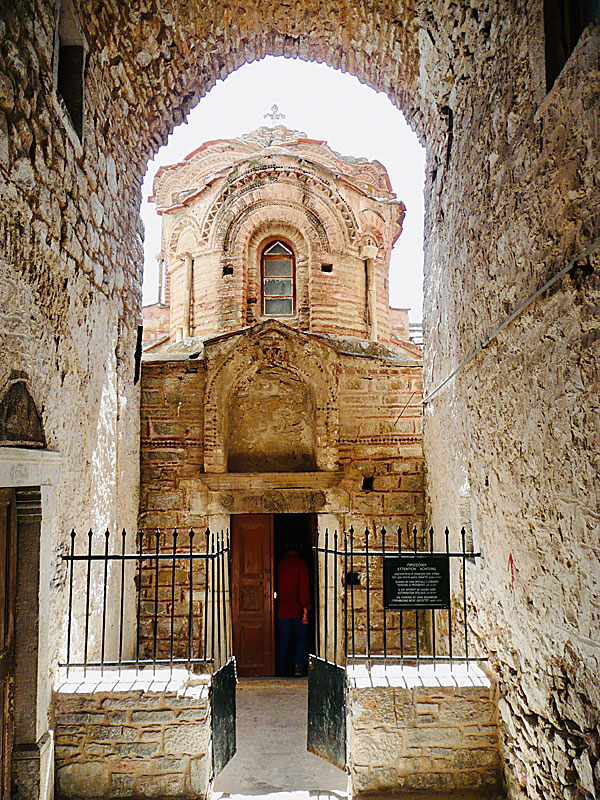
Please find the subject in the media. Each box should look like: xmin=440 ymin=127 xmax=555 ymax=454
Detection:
xmin=361 ymin=244 xmax=379 ymax=342
xmin=156 ymin=253 xmax=165 ymax=305
xmin=182 ymin=254 xmax=193 ymax=339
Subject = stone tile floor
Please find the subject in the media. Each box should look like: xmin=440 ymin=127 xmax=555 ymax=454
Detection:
xmin=211 ymin=677 xmax=506 ymax=800
xmin=213 ymin=677 xmax=348 ymax=799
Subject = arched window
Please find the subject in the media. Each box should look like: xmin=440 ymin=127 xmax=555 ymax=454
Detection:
xmin=261 ymin=240 xmax=295 ymax=316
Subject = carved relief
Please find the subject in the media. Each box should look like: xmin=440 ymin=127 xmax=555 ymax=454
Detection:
xmin=203 ymin=322 xmax=339 ymax=474
xmin=0 ymin=377 xmax=46 ymax=448
xmin=262 ymin=490 xmax=285 ymax=512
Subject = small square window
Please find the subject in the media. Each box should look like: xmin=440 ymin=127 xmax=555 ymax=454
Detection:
xmin=544 ymin=0 xmax=599 ymax=91
xmin=55 ymin=0 xmax=87 ymax=141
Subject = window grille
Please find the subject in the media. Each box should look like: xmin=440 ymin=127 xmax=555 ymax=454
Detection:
xmin=261 ymin=240 xmax=295 ymax=316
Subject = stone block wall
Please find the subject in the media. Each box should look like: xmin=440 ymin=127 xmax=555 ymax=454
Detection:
xmin=52 ymin=672 xmax=211 ymax=799
xmin=140 ymin=361 xmax=206 ymax=530
xmin=139 ymin=351 xmax=424 ymax=531
xmin=6 ymin=2 xmax=597 ymax=795
xmin=421 ymin=8 xmax=600 ymax=798
xmin=347 ymin=664 xmax=502 ymax=796
xmin=337 ymin=355 xmax=424 ymax=526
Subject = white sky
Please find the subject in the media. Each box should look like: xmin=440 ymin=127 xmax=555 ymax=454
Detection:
xmin=141 ymin=56 xmax=425 ymax=322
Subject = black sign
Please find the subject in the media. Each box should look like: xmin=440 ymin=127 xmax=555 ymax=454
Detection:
xmin=383 ymin=554 xmax=450 ymax=609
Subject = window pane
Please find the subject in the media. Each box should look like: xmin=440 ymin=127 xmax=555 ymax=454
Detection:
xmin=265 ymin=242 xmax=292 ymax=255
xmin=264 ymin=258 xmax=292 ymax=277
xmin=264 ymin=297 xmax=293 ymax=315
xmin=264 ymin=278 xmax=293 ymax=296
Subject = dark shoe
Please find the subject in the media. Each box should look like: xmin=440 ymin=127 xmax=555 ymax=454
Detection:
xmin=294 ymin=666 xmax=305 ymax=676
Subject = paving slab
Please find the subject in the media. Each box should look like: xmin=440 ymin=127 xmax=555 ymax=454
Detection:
xmin=213 ymin=677 xmax=348 ymax=797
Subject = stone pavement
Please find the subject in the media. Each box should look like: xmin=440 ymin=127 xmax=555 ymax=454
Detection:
xmin=212 ymin=677 xmax=348 ymax=799
xmin=211 ymin=678 xmax=506 ymax=800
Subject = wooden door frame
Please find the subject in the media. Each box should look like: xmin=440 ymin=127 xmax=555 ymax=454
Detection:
xmin=0 ymin=488 xmax=17 ymax=800
xmin=0 ymin=448 xmax=61 ymax=800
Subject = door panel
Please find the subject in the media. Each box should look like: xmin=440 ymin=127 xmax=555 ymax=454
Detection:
xmin=211 ymin=657 xmax=236 ymax=776
xmin=0 ymin=490 xmax=16 ymax=799
xmin=231 ymin=515 xmax=273 ymax=676
xmin=307 ymin=655 xmax=347 ymax=770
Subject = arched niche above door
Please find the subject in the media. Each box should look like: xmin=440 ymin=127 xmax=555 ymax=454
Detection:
xmin=203 ymin=321 xmax=339 ymax=474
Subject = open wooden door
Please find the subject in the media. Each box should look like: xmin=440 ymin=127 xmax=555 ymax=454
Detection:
xmin=231 ymin=515 xmax=274 ymax=676
xmin=0 ymin=490 xmax=16 ymax=799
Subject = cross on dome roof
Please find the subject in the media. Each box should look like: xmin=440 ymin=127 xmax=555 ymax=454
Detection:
xmin=263 ymin=104 xmax=286 ymax=124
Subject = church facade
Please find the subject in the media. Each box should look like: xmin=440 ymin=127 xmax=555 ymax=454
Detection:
xmin=140 ymin=125 xmax=424 ymax=675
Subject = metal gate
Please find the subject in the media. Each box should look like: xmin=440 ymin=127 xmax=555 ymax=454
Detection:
xmin=307 ymin=522 xmax=485 ymax=768
xmin=307 ymin=528 xmax=347 ymax=769
xmin=211 ymin=657 xmax=237 ymax=776
xmin=307 ymin=655 xmax=346 ymax=769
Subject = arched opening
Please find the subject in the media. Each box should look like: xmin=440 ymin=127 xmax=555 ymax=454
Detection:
xmin=141 ymin=56 xmax=426 ymax=328
xmin=227 ymin=365 xmax=316 ymax=473
xmin=137 ymin=47 xmax=427 ymax=795
xmin=260 ymin=239 xmax=296 ymax=318
xmin=4 ymin=3 xmax=594 ymax=798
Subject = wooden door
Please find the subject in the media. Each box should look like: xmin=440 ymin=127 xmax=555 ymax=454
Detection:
xmin=0 ymin=490 xmax=16 ymax=799
xmin=231 ymin=515 xmax=273 ymax=676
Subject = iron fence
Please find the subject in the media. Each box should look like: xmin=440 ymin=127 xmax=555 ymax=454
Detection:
xmin=60 ymin=527 xmax=230 ymax=674
xmin=314 ymin=524 xmax=484 ymax=666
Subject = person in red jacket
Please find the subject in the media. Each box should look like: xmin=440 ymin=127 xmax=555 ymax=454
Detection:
xmin=276 ymin=539 xmax=311 ymax=676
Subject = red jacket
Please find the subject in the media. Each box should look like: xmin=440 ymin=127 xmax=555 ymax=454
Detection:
xmin=276 ymin=552 xmax=311 ymax=619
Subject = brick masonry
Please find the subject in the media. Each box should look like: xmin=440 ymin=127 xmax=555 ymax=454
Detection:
xmin=52 ymin=673 xmax=211 ymax=799
xmin=146 ymin=125 xmax=409 ymax=350
xmin=138 ymin=321 xmax=424 ymax=660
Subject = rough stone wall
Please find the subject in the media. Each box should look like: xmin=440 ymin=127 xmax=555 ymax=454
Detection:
xmin=0 ymin=0 xmax=142 ymax=755
xmin=227 ymin=366 xmax=316 ymax=472
xmin=420 ymin=6 xmax=600 ymax=800
xmin=52 ymin=677 xmax=211 ymax=798
xmin=348 ymin=665 xmax=501 ymax=796
xmin=4 ymin=1 xmax=598 ymax=797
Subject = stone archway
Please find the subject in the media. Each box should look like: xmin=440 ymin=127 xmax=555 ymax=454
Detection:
xmin=5 ymin=3 xmax=600 ymax=798
xmin=203 ymin=321 xmax=339 ymax=474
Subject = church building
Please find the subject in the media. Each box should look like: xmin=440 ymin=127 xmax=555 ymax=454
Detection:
xmin=140 ymin=123 xmax=424 ymax=676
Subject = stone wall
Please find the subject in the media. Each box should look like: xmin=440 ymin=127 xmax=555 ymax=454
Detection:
xmin=139 ymin=337 xmax=424 ymax=532
xmin=52 ymin=671 xmax=211 ymax=799
xmin=420 ymin=6 xmax=600 ymax=799
xmin=1 ymin=2 xmax=142 ymax=792
xmin=3 ymin=1 xmax=599 ymax=797
xmin=347 ymin=664 xmax=502 ymax=796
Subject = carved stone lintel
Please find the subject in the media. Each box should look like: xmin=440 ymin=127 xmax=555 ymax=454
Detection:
xmin=202 ymin=483 xmax=349 ymax=516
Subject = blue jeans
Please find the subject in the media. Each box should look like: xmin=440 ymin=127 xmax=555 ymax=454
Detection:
xmin=276 ymin=618 xmax=308 ymax=675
